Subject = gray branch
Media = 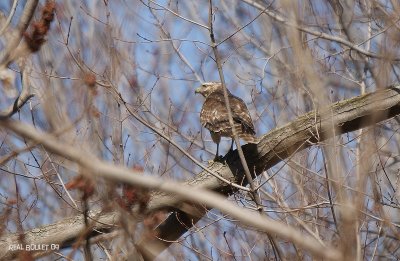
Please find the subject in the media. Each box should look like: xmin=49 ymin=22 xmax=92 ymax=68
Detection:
xmin=1 ymin=85 xmax=400 ymax=260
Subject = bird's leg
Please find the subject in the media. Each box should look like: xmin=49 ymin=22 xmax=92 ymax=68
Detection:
xmin=214 ymin=142 xmax=220 ymax=161
xmin=229 ymin=139 xmax=234 ymax=151
xmin=211 ymin=132 xmax=223 ymax=161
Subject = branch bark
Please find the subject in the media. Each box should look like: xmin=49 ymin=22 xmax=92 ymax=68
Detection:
xmin=1 ymin=85 xmax=400 ymax=260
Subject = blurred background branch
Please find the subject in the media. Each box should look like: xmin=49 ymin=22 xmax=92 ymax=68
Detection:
xmin=0 ymin=0 xmax=400 ymax=260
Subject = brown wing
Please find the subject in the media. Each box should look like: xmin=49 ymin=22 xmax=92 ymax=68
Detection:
xmin=200 ymin=92 xmax=257 ymax=143
xmin=229 ymin=94 xmax=256 ymax=135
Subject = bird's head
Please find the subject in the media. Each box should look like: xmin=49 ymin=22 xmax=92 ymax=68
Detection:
xmin=195 ymin=82 xmax=224 ymax=98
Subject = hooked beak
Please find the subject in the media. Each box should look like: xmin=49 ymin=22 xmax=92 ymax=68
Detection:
xmin=194 ymin=87 xmax=202 ymax=94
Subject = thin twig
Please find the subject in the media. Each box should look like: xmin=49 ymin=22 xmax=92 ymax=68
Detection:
xmin=146 ymin=0 xmax=209 ymax=30
xmin=0 ymin=0 xmax=19 ymax=36
xmin=208 ymin=0 xmax=261 ymax=209
xmin=217 ymin=3 xmax=271 ymax=47
xmin=240 ymin=0 xmax=400 ymax=61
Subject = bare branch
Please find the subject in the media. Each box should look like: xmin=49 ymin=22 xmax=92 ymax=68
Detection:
xmin=0 ymin=0 xmax=39 ymax=67
xmin=0 ymin=0 xmax=19 ymax=36
xmin=0 ymin=117 xmax=341 ymax=260
xmin=2 ymin=85 xmax=400 ymax=260
xmin=241 ymin=0 xmax=400 ymax=61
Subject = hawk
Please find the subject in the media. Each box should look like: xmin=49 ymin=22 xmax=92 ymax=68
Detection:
xmin=195 ymin=82 xmax=257 ymax=158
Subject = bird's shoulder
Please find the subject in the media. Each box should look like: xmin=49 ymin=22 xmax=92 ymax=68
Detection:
xmin=200 ymin=92 xmax=228 ymax=126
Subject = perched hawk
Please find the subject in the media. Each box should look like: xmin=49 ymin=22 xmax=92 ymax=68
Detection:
xmin=195 ymin=82 xmax=257 ymax=157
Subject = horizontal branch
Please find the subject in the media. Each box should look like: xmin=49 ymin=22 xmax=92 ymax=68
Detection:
xmin=1 ymin=85 xmax=400 ymax=260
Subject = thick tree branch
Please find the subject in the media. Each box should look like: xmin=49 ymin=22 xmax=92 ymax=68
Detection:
xmin=1 ymin=85 xmax=400 ymax=260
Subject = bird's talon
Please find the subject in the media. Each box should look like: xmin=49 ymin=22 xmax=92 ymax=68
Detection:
xmin=213 ymin=155 xmax=224 ymax=162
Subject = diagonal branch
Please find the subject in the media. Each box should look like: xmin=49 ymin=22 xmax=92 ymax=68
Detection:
xmin=0 ymin=0 xmax=39 ymax=67
xmin=1 ymin=85 xmax=400 ymax=260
